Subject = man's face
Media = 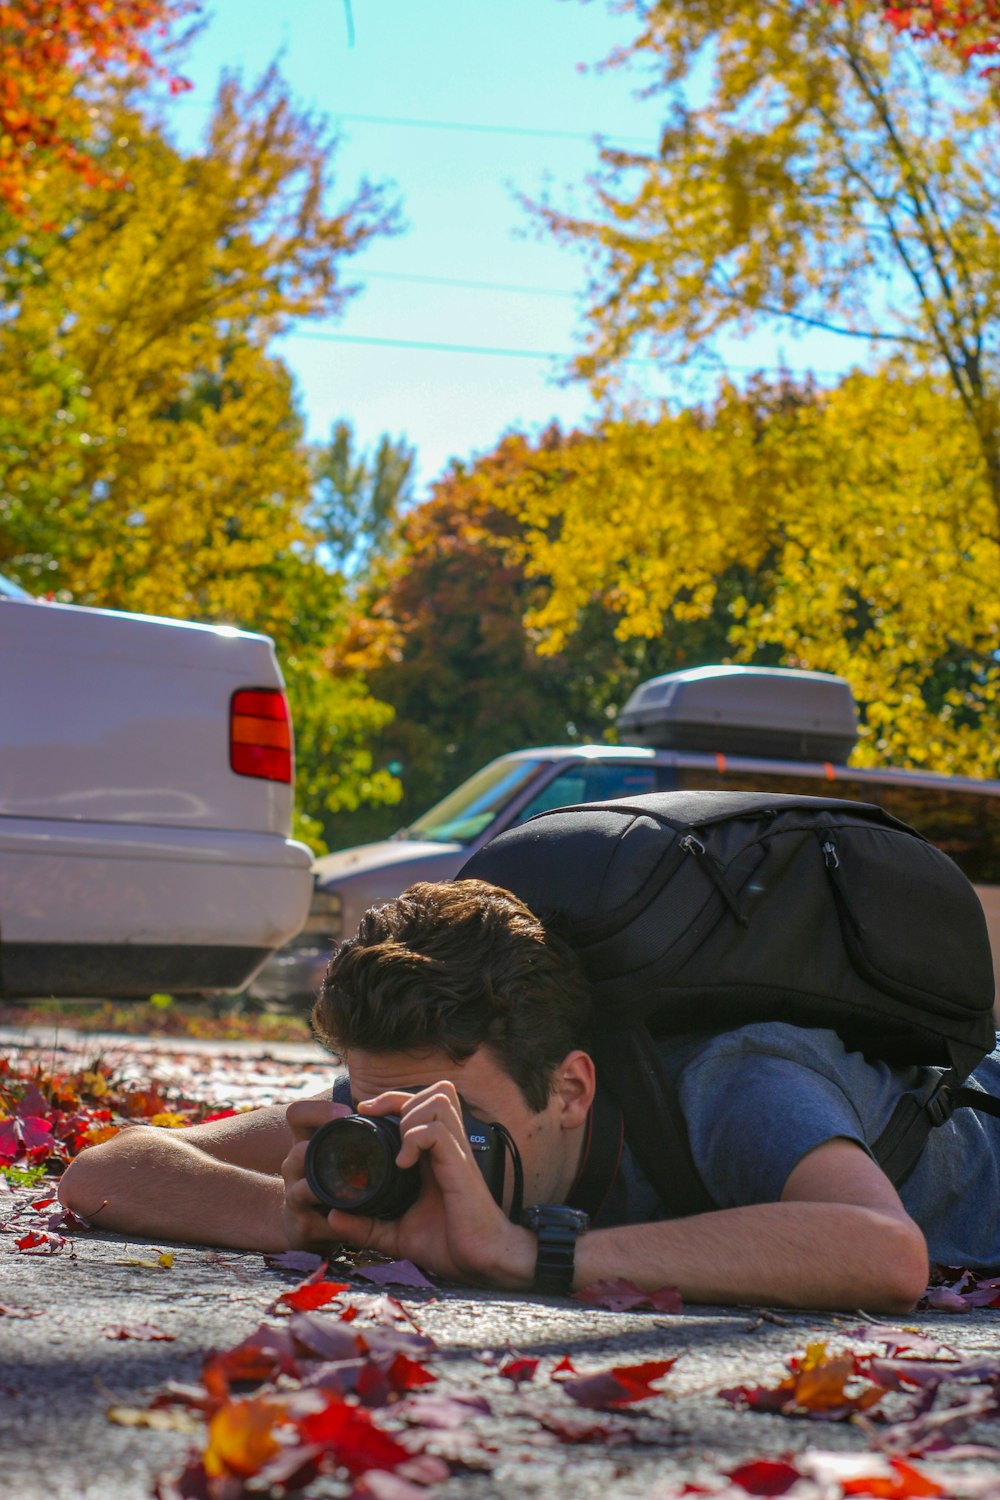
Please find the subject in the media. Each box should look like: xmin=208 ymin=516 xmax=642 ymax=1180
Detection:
xmin=342 ymin=1044 xmax=589 ymax=1210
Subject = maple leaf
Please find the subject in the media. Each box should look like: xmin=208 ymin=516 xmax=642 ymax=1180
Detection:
xmin=721 ymin=1342 xmax=887 ymax=1420
xmin=202 ymin=1325 xmax=301 ymax=1400
xmin=727 ymin=1458 xmax=803 ymax=1496
xmin=498 ymin=1354 xmax=539 ymax=1385
xmin=349 ymin=1472 xmax=432 ymax=1500
xmin=356 ymin=1260 xmax=435 ymax=1290
xmin=573 ymin=1277 xmax=683 ymax=1313
xmin=559 ymin=1357 xmax=677 ymax=1410
xmin=297 ymin=1393 xmax=413 ymax=1475
xmin=15 ymin=1229 xmax=66 ymax=1254
xmin=0 ymin=1114 xmax=52 ymax=1164
xmin=203 ymin=1395 xmax=289 ymax=1479
xmin=386 ymin=1353 xmax=437 ymax=1392
xmin=841 ymin=1457 xmax=944 ymax=1498
xmin=277 ymin=1279 xmax=352 ymax=1312
xmin=102 ymin=1323 xmax=175 ymax=1341
xmin=536 ymin=1410 xmax=639 ymax=1445
xmin=398 ymin=1393 xmax=490 ymax=1430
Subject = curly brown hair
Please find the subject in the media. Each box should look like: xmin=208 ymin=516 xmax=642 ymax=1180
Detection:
xmin=311 ymin=879 xmax=592 ymax=1112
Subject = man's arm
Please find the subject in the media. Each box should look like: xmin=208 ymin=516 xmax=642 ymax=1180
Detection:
xmin=569 ymin=1139 xmax=929 ymax=1312
xmin=57 ymin=1098 xmax=323 ymax=1251
xmin=282 ymin=1085 xmax=930 ymax=1313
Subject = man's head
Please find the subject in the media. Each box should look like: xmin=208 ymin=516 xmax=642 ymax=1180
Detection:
xmin=312 ymin=878 xmax=592 ymax=1113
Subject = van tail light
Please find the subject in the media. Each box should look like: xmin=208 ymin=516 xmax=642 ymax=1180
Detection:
xmin=230 ymin=689 xmax=293 ymax=783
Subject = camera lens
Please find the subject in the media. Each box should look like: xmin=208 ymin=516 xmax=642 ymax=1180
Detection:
xmin=304 ymin=1116 xmax=421 ymax=1219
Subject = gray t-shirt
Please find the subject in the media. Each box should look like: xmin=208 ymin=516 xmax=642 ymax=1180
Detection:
xmin=609 ymin=1022 xmax=1000 ymax=1270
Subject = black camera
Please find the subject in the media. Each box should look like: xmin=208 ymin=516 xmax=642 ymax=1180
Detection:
xmin=304 ymin=1104 xmax=512 ymax=1220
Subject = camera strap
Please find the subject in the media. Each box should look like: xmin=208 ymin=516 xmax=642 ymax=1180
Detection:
xmin=492 ymin=1122 xmax=524 ymax=1222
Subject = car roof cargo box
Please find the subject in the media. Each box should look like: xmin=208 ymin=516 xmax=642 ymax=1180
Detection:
xmin=616 ymin=665 xmax=859 ymax=762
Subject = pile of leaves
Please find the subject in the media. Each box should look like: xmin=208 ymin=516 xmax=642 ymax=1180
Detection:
xmin=0 ymin=1053 xmax=238 ymax=1177
xmin=0 ymin=1000 xmax=312 ymax=1044
xmin=90 ymin=1263 xmax=1000 ymax=1500
xmin=93 ymin=1255 xmax=683 ymax=1499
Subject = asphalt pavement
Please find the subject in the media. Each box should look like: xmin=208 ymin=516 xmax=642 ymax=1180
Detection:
xmin=3 ymin=1028 xmax=1000 ymax=1499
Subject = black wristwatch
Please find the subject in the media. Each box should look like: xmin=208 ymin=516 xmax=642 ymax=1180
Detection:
xmin=521 ymin=1204 xmax=590 ymax=1295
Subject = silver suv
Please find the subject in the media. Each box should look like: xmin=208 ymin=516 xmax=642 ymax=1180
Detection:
xmin=249 ymin=665 xmax=1000 ymax=1009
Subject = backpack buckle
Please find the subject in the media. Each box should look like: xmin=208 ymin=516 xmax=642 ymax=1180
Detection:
xmin=925 ymin=1080 xmax=955 ymax=1128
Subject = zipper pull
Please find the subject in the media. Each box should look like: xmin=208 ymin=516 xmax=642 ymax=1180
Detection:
xmin=680 ymin=832 xmax=748 ymax=926
xmin=822 ymin=839 xmax=839 ymax=870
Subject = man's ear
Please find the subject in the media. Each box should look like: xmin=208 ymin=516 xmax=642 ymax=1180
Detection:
xmin=551 ymin=1050 xmax=596 ymax=1129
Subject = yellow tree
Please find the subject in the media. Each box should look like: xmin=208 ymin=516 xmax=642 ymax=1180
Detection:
xmin=535 ymin=0 xmax=1000 ymax=535
xmin=499 ymin=369 xmax=1000 ymax=777
xmin=0 ymin=67 xmax=401 ymax=843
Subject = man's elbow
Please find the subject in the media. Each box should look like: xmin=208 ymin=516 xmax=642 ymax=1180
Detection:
xmin=871 ymin=1215 xmax=930 ymax=1313
xmin=59 ymin=1136 xmax=129 ymax=1218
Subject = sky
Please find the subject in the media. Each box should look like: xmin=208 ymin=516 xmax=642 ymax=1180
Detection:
xmin=165 ymin=0 xmax=861 ymax=494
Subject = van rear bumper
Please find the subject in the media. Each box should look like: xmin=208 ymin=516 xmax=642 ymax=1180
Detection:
xmin=0 ymin=817 xmax=313 ymax=997
xmin=0 ymin=942 xmax=275 ymax=998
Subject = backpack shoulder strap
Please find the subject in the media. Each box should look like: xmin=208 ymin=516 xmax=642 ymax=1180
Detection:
xmin=591 ymin=1023 xmax=716 ymax=1219
xmin=874 ymin=1071 xmax=1000 ymax=1187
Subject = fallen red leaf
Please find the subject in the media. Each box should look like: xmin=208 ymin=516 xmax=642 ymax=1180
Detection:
xmin=551 ymin=1355 xmax=576 ymax=1374
xmin=297 ymin=1393 xmax=413 ymax=1475
xmin=536 ymin=1410 xmax=640 ymax=1445
xmin=720 ymin=1341 xmax=886 ymax=1420
xmin=102 ymin=1323 xmax=176 ymax=1341
xmin=560 ymin=1357 xmax=677 ymax=1409
xmin=349 ymin=1473 xmax=429 ymax=1500
xmin=573 ymin=1277 xmax=683 ymax=1313
xmin=841 ymin=1457 xmax=945 ymax=1498
xmin=203 ymin=1395 xmax=288 ymax=1479
xmin=278 ymin=1279 xmax=352 ymax=1312
xmin=499 ymin=1354 xmax=539 ymax=1385
xmin=386 ymin=1352 xmax=437 ymax=1392
xmin=356 ymin=1260 xmax=435 ymax=1289
xmin=15 ymin=1229 xmax=66 ymax=1254
xmin=727 ymin=1458 xmax=803 ymax=1496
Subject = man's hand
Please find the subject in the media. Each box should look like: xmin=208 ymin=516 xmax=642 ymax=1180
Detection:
xmin=282 ymin=1083 xmax=535 ymax=1288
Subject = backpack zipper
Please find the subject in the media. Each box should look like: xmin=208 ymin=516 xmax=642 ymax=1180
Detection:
xmin=680 ymin=834 xmax=749 ymax=926
xmin=822 ymin=838 xmax=840 ymax=870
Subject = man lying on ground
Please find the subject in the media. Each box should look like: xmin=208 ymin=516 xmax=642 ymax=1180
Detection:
xmin=59 ymin=880 xmax=1000 ymax=1313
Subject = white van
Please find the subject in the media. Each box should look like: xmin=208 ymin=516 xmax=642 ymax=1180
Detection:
xmin=1 ymin=580 xmax=313 ymax=998
xmin=250 ymin=667 xmax=1000 ymax=1008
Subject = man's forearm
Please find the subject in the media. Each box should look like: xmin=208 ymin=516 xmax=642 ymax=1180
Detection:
xmin=569 ymin=1202 xmax=928 ymax=1313
xmin=59 ymin=1128 xmax=288 ymax=1252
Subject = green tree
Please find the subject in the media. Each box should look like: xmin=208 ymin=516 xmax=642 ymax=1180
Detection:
xmin=534 ymin=0 xmax=1000 ymax=534
xmin=310 ymin=419 xmax=415 ymax=576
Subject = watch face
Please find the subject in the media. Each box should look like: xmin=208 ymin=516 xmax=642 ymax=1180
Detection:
xmin=522 ymin=1204 xmax=590 ymax=1232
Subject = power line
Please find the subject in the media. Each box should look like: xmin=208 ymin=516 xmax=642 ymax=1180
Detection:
xmin=167 ymin=97 xmax=652 ymax=146
xmin=284 ymin=327 xmax=851 ymax=375
xmin=328 ymin=111 xmax=651 ymax=146
xmin=361 ymin=269 xmax=578 ymax=299
xmin=288 ymin=330 xmax=567 ymax=360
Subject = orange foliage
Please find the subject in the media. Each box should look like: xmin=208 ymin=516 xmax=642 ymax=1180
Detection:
xmin=0 ymin=0 xmax=192 ymax=212
xmin=871 ymin=1 xmax=1000 ymax=63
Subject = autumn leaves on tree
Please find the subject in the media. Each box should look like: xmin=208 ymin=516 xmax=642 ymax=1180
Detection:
xmin=0 ymin=0 xmax=998 ymax=850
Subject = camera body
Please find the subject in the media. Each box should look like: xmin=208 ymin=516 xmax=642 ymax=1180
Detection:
xmin=304 ymin=1104 xmax=508 ymax=1219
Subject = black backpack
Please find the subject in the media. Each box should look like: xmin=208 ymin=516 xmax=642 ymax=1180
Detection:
xmin=459 ymin=791 xmax=1000 ymax=1218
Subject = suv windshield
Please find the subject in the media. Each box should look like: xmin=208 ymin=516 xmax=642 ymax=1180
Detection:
xmin=407 ymin=758 xmax=547 ymax=845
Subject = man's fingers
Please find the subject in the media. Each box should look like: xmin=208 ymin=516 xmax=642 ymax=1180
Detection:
xmin=286 ymin=1098 xmax=352 ymax=1141
xmin=325 ymin=1209 xmax=393 ymax=1257
xmin=395 ymin=1119 xmax=468 ymax=1172
xmin=358 ymin=1080 xmax=463 ymax=1120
